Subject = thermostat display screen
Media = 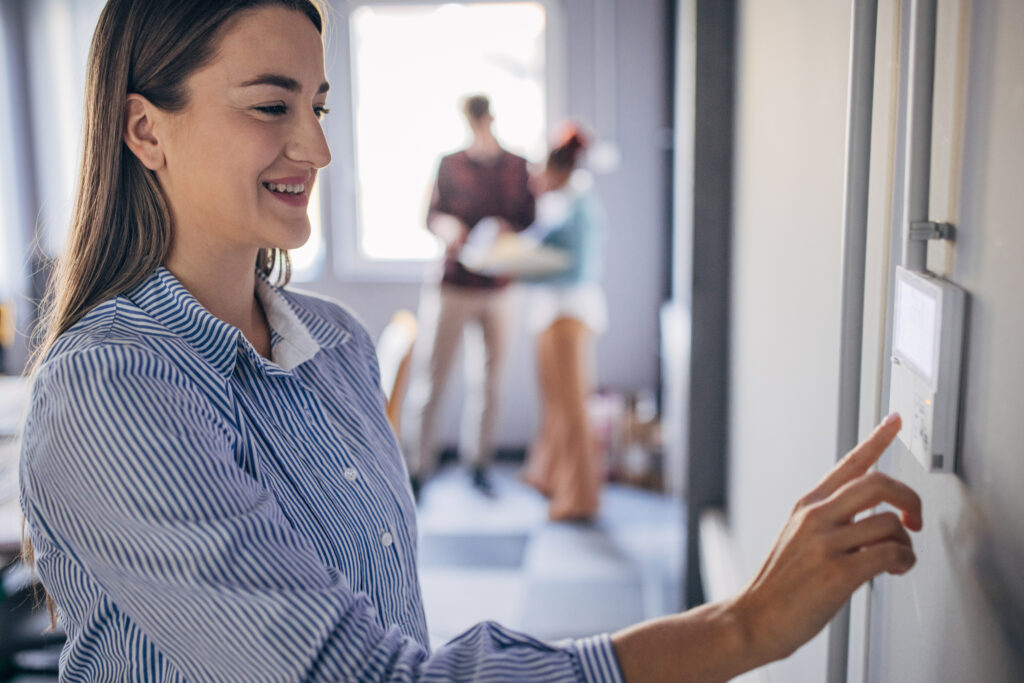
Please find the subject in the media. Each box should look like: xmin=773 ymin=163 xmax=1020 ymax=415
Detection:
xmin=894 ymin=278 xmax=938 ymax=382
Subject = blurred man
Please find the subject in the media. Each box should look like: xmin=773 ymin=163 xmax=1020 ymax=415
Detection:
xmin=405 ymin=95 xmax=535 ymax=497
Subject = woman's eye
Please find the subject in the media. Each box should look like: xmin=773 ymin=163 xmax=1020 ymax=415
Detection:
xmin=255 ymin=104 xmax=287 ymax=116
xmin=314 ymin=105 xmax=331 ymax=120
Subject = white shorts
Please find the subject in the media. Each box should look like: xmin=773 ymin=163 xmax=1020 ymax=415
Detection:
xmin=526 ymin=282 xmax=608 ymax=336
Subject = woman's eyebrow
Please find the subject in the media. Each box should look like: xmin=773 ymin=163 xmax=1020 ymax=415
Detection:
xmin=238 ymin=73 xmax=330 ymax=94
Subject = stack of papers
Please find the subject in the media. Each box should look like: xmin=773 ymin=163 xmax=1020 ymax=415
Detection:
xmin=459 ymin=233 xmax=570 ymax=279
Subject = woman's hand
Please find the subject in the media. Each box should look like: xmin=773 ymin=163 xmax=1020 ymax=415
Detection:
xmin=612 ymin=414 xmax=921 ymax=683
xmin=429 ymin=213 xmax=469 ymax=260
xmin=732 ymin=412 xmax=922 ymax=664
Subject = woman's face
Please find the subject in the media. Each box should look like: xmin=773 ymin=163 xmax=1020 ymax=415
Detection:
xmin=156 ymin=6 xmax=331 ymax=256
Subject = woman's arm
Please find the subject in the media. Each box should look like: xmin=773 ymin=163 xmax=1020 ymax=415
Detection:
xmin=611 ymin=414 xmax=920 ymax=682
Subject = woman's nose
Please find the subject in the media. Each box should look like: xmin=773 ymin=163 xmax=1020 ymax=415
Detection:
xmin=286 ymin=113 xmax=332 ymax=169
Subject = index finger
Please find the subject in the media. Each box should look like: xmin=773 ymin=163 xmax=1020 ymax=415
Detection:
xmin=809 ymin=413 xmax=902 ymax=500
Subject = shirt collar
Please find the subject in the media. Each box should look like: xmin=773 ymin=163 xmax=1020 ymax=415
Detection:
xmin=255 ymin=271 xmax=336 ymax=372
xmin=127 ymin=267 xmax=347 ymax=379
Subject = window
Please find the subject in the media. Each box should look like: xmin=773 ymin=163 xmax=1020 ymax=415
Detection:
xmin=340 ymin=2 xmax=549 ymax=277
xmin=0 ymin=7 xmax=23 ymax=304
xmin=24 ymin=0 xmax=98 ymax=257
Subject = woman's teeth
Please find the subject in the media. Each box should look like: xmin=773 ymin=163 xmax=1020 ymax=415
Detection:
xmin=264 ymin=182 xmax=305 ymax=194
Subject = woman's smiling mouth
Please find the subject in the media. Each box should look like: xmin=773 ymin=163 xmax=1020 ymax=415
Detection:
xmin=262 ymin=176 xmax=311 ymax=206
xmin=264 ymin=181 xmax=305 ymax=194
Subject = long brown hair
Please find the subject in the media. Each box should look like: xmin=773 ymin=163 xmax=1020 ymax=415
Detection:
xmin=24 ymin=0 xmax=325 ymax=621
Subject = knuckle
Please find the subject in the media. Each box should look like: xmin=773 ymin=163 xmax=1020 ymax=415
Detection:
xmin=798 ymin=503 xmax=825 ymax=529
xmin=880 ymin=511 xmax=902 ymax=532
xmin=885 ymin=544 xmax=916 ymax=574
xmin=865 ymin=470 xmax=889 ymax=488
xmin=885 ymin=542 xmax=910 ymax=565
xmin=791 ymin=504 xmax=811 ymax=526
xmin=793 ymin=493 xmax=816 ymax=513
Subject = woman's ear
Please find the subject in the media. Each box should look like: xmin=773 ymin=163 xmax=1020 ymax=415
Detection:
xmin=123 ymin=94 xmax=165 ymax=171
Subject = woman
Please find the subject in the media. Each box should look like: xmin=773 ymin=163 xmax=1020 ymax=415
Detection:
xmin=521 ymin=126 xmax=608 ymax=520
xmin=20 ymin=1 xmax=923 ymax=680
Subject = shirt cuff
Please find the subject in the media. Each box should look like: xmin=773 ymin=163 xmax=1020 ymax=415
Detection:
xmin=574 ymin=633 xmax=625 ymax=683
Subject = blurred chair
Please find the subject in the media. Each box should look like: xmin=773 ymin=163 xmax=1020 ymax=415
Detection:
xmin=375 ymin=311 xmax=417 ymax=436
xmin=1 ymin=560 xmax=65 ymax=679
xmin=0 ymin=301 xmax=14 ymax=375
xmin=1 ymin=377 xmax=63 ymax=679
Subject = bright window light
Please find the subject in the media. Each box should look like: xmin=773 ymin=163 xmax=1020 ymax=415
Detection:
xmin=0 ymin=11 xmax=17 ymax=301
xmin=289 ymin=181 xmax=324 ymax=281
xmin=349 ymin=2 xmax=547 ymax=262
xmin=33 ymin=0 xmax=83 ymax=257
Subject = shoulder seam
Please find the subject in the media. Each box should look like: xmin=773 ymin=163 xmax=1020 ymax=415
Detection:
xmin=96 ymin=297 xmax=120 ymax=346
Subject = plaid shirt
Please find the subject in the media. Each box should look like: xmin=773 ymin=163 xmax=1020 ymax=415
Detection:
xmin=428 ymin=149 xmax=535 ymax=289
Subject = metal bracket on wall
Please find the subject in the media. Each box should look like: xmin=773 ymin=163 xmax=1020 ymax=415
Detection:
xmin=910 ymin=221 xmax=956 ymax=241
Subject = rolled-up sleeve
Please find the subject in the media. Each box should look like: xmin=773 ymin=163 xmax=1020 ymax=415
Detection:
xmin=20 ymin=345 xmax=623 ymax=682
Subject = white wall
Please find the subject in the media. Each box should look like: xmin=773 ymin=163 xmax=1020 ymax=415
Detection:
xmin=728 ymin=1 xmax=851 ymax=678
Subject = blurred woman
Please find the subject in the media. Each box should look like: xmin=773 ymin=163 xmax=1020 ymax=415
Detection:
xmin=521 ymin=126 xmax=608 ymax=521
xmin=19 ymin=1 xmax=922 ymax=680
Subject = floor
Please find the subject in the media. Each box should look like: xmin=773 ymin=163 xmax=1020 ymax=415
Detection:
xmin=416 ymin=462 xmax=686 ymax=649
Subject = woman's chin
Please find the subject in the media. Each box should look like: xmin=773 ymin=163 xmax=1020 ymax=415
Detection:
xmin=269 ymin=223 xmax=312 ymax=252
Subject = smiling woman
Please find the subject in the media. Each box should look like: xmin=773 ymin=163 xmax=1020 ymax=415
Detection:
xmin=18 ymin=1 xmax=924 ymax=682
xmin=124 ymin=3 xmax=331 ymax=328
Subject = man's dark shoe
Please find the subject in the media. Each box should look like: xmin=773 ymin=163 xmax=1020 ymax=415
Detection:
xmin=471 ymin=466 xmax=496 ymax=498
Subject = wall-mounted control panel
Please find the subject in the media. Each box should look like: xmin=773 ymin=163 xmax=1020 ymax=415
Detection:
xmin=888 ymin=266 xmax=967 ymax=473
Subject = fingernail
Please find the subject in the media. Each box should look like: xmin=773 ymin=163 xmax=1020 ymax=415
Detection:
xmin=883 ymin=412 xmax=900 ymax=426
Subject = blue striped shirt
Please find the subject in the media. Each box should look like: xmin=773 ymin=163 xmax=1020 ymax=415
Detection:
xmin=19 ymin=267 xmax=624 ymax=682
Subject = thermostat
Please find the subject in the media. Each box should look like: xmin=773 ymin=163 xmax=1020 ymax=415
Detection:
xmin=888 ymin=266 xmax=967 ymax=473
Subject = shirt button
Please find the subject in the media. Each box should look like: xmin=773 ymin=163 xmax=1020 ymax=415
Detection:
xmin=343 ymin=467 xmax=358 ymax=482
xmin=380 ymin=531 xmax=394 ymax=548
